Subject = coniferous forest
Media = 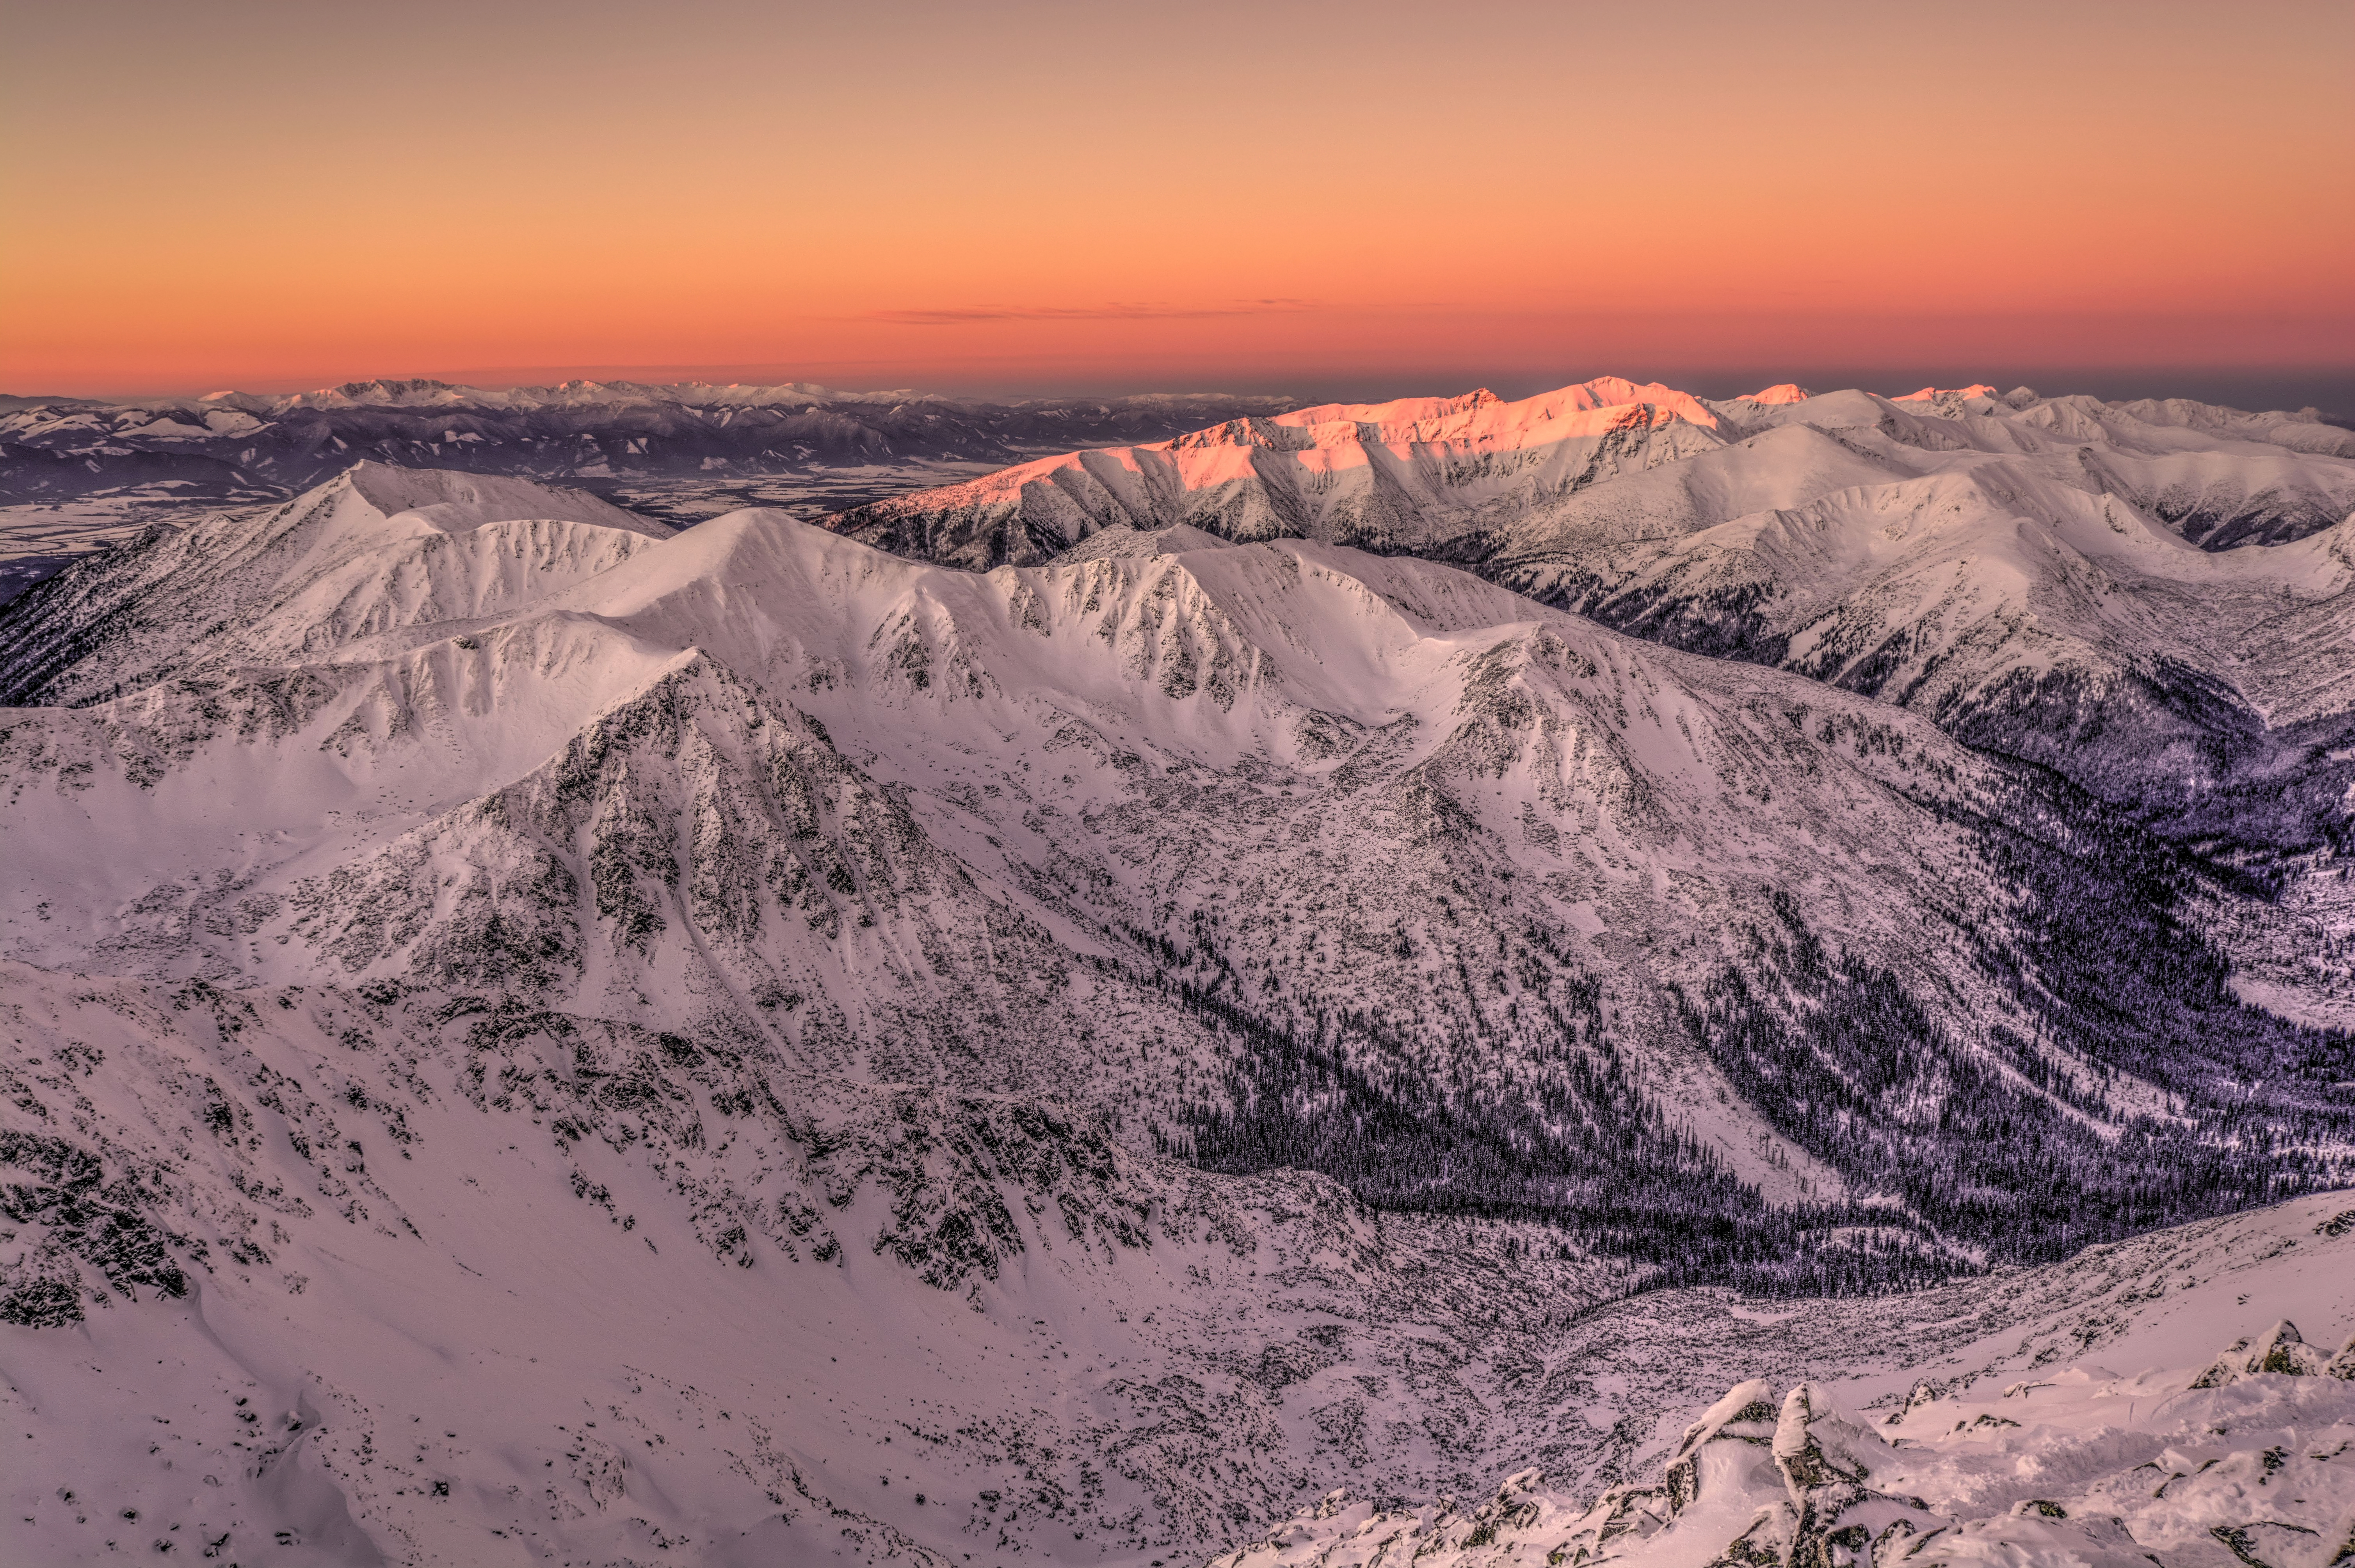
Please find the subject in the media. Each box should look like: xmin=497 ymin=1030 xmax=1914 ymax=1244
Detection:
xmin=1169 ymin=757 xmax=2353 ymax=1297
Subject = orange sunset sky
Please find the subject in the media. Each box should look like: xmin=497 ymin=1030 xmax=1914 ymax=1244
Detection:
xmin=4 ymin=0 xmax=2351 ymax=402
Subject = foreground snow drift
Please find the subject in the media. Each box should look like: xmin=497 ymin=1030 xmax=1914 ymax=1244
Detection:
xmin=1215 ymin=1254 xmax=2355 ymax=1568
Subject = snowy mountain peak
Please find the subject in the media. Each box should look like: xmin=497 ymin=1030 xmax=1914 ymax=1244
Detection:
xmin=1895 ymin=383 xmax=2001 ymax=403
xmin=0 ymin=463 xmax=674 ymax=706
xmin=336 ymin=458 xmax=669 ymax=538
xmin=1271 ymin=386 xmax=1504 ymax=427
xmin=828 ymin=375 xmax=1735 ymax=571
xmin=298 ymin=377 xmax=475 ymax=408
xmin=1271 ymin=377 xmax=1722 ymax=440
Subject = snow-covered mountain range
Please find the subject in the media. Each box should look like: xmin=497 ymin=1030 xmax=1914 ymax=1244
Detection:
xmin=834 ymin=378 xmax=2355 ymax=895
xmin=1 ymin=377 xmax=2351 ymax=1566
xmin=829 ymin=380 xmax=2354 ymax=567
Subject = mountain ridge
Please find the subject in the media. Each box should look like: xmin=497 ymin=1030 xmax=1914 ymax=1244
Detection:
xmin=828 ymin=376 xmax=2355 ymax=882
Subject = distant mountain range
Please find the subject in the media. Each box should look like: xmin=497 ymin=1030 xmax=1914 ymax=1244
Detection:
xmin=0 ymin=378 xmax=1301 ymax=503
xmin=831 ymin=379 xmax=2355 ymax=563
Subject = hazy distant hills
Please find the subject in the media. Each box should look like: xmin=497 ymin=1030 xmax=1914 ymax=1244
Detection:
xmin=0 ymin=377 xmax=1301 ymax=504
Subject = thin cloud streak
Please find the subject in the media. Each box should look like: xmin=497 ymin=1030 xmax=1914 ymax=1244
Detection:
xmin=868 ymin=300 xmax=1316 ymax=325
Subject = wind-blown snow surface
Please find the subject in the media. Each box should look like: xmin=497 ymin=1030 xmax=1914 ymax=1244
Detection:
xmin=2 ymin=462 xmax=2351 ymax=1564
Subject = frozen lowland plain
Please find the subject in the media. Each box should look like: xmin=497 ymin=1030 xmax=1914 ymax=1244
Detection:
xmin=0 ymin=380 xmax=2349 ymax=1566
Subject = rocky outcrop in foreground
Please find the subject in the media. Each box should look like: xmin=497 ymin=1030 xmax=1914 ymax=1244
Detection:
xmin=1210 ymin=1315 xmax=2355 ymax=1568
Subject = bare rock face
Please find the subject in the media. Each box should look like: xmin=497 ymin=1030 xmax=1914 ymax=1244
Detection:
xmin=2189 ymin=1317 xmax=2355 ymax=1386
xmin=1663 ymin=1380 xmax=1780 ymax=1514
xmin=1767 ymin=1383 xmax=1930 ymax=1568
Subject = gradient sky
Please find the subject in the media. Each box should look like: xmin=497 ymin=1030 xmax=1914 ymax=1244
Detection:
xmin=4 ymin=0 xmax=2351 ymax=402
